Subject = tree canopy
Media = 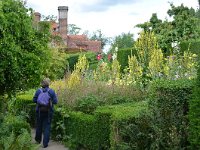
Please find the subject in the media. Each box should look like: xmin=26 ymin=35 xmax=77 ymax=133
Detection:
xmin=0 ymin=0 xmax=51 ymax=95
xmin=68 ymin=24 xmax=81 ymax=35
xmin=136 ymin=3 xmax=200 ymax=55
xmin=109 ymin=32 xmax=135 ymax=53
xmin=84 ymin=29 xmax=111 ymax=50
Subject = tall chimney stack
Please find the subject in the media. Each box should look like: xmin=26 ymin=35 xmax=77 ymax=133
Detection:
xmin=33 ymin=12 xmax=41 ymax=30
xmin=34 ymin=12 xmax=41 ymax=22
xmin=58 ymin=6 xmax=68 ymax=36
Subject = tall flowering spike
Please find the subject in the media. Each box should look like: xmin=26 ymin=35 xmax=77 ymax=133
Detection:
xmin=135 ymin=31 xmax=159 ymax=68
xmin=135 ymin=31 xmax=162 ymax=86
xmin=66 ymin=71 xmax=81 ymax=89
xmin=111 ymin=59 xmax=121 ymax=84
xmin=75 ymin=54 xmax=89 ymax=74
xmin=67 ymin=54 xmax=89 ymax=89
xmin=181 ymin=51 xmax=197 ymax=79
xmin=149 ymin=48 xmax=164 ymax=78
xmin=128 ymin=55 xmax=142 ymax=82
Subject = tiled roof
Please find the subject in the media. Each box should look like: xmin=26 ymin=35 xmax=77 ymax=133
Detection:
xmin=51 ymin=21 xmax=58 ymax=30
xmin=66 ymin=35 xmax=101 ymax=52
xmin=68 ymin=35 xmax=88 ymax=41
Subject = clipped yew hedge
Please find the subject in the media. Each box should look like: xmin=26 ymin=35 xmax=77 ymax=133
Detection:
xmin=95 ymin=101 xmax=149 ymax=150
xmin=65 ymin=112 xmax=105 ymax=149
xmin=149 ymin=79 xmax=195 ymax=149
xmin=188 ymin=57 xmax=200 ymax=149
xmin=117 ymin=47 xmax=137 ymax=72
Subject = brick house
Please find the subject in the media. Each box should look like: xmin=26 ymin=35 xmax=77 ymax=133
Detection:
xmin=34 ymin=6 xmax=102 ymax=53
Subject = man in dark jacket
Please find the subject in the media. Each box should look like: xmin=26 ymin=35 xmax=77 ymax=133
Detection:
xmin=33 ymin=78 xmax=58 ymax=148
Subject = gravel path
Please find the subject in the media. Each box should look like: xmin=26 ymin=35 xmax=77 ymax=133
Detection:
xmin=31 ymin=129 xmax=68 ymax=150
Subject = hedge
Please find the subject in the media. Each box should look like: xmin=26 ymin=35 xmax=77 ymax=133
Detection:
xmin=149 ymin=79 xmax=195 ymax=149
xmin=16 ymin=92 xmax=36 ymax=127
xmin=117 ymin=47 xmax=137 ymax=72
xmin=95 ymin=101 xmax=149 ymax=150
xmin=67 ymin=52 xmax=98 ymax=71
xmin=56 ymin=101 xmax=148 ymax=150
xmin=188 ymin=58 xmax=200 ymax=149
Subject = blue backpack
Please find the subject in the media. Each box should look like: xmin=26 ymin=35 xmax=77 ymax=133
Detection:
xmin=37 ymin=88 xmax=51 ymax=111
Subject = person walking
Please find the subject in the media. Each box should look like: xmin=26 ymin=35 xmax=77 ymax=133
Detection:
xmin=33 ymin=78 xmax=58 ymax=148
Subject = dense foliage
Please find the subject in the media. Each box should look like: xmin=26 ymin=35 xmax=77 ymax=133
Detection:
xmin=48 ymin=48 xmax=68 ymax=80
xmin=149 ymin=79 xmax=194 ymax=149
xmin=0 ymin=0 xmax=51 ymax=95
xmin=136 ymin=3 xmax=200 ymax=55
xmin=180 ymin=39 xmax=200 ymax=55
xmin=109 ymin=32 xmax=135 ymax=54
xmin=188 ymin=55 xmax=200 ymax=149
xmin=0 ymin=113 xmax=37 ymax=150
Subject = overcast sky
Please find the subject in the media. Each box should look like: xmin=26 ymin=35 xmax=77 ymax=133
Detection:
xmin=26 ymin=0 xmax=199 ymax=39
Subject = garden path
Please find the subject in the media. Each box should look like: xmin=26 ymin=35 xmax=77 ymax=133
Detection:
xmin=31 ymin=129 xmax=68 ymax=150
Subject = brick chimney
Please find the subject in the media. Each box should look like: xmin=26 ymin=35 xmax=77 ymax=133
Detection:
xmin=34 ymin=12 xmax=41 ymax=22
xmin=33 ymin=12 xmax=41 ymax=30
xmin=58 ymin=6 xmax=68 ymax=36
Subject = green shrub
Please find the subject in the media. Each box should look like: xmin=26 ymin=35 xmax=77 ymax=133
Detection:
xmin=61 ymin=101 xmax=148 ymax=150
xmin=117 ymin=48 xmax=137 ymax=72
xmin=48 ymin=48 xmax=68 ymax=80
xmin=180 ymin=40 xmax=200 ymax=55
xmin=149 ymin=79 xmax=194 ymax=150
xmin=75 ymin=94 xmax=100 ymax=114
xmin=65 ymin=111 xmax=101 ymax=150
xmin=16 ymin=91 xmax=36 ymax=127
xmin=67 ymin=53 xmax=80 ymax=71
xmin=67 ymin=52 xmax=98 ymax=71
xmin=85 ymin=52 xmax=98 ymax=70
xmin=0 ymin=114 xmax=37 ymax=150
xmin=96 ymin=101 xmax=148 ymax=150
xmin=188 ymin=57 xmax=200 ymax=149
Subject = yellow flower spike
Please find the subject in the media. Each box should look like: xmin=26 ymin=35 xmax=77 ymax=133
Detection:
xmin=66 ymin=55 xmax=89 ymax=89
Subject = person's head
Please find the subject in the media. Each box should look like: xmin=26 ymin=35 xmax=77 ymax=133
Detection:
xmin=41 ymin=78 xmax=50 ymax=88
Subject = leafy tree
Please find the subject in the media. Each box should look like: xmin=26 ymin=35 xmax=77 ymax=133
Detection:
xmin=68 ymin=24 xmax=81 ymax=35
xmin=0 ymin=0 xmax=51 ymax=96
xmin=109 ymin=32 xmax=134 ymax=53
xmin=48 ymin=48 xmax=68 ymax=80
xmin=136 ymin=3 xmax=200 ymax=55
xmin=136 ymin=13 xmax=162 ymax=33
xmin=136 ymin=22 xmax=151 ymax=32
xmin=167 ymin=3 xmax=200 ymax=41
xmin=86 ymin=29 xmax=110 ymax=50
xmin=42 ymin=15 xmax=57 ymax=21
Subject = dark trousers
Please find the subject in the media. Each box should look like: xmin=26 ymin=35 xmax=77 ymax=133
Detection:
xmin=35 ymin=111 xmax=52 ymax=147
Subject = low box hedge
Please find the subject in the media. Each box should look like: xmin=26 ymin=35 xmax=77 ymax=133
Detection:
xmin=95 ymin=101 xmax=149 ymax=150
xmin=16 ymin=92 xmax=36 ymax=127
xmin=61 ymin=101 xmax=148 ymax=150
